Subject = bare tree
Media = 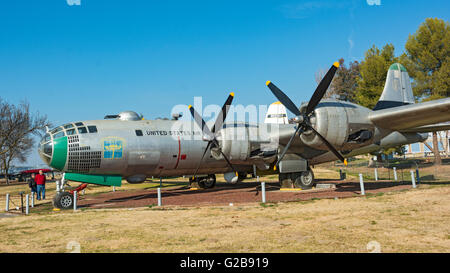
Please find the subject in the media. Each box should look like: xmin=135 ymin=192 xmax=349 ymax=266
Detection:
xmin=0 ymin=98 xmax=50 ymax=184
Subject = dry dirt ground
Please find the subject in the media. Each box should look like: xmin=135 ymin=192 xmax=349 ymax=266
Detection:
xmin=0 ymin=167 xmax=449 ymax=253
xmin=0 ymin=184 xmax=449 ymax=253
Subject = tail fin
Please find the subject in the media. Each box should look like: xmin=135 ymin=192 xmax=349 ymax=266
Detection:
xmin=373 ymin=63 xmax=415 ymax=111
xmin=265 ymin=101 xmax=289 ymax=124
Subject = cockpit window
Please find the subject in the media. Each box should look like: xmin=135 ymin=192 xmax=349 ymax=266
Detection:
xmin=135 ymin=130 xmax=143 ymax=136
xmin=88 ymin=126 xmax=97 ymax=133
xmin=41 ymin=133 xmax=51 ymax=144
xmin=75 ymin=122 xmax=84 ymax=126
xmin=78 ymin=127 xmax=87 ymax=134
xmin=66 ymin=128 xmax=76 ymax=135
xmin=50 ymin=126 xmax=63 ymax=134
xmin=63 ymin=123 xmax=74 ymax=129
xmin=53 ymin=131 xmax=65 ymax=139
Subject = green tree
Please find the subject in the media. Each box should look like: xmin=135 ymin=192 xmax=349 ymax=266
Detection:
xmin=355 ymin=44 xmax=398 ymax=109
xmin=317 ymin=58 xmax=360 ymax=102
xmin=400 ymin=18 xmax=450 ymax=165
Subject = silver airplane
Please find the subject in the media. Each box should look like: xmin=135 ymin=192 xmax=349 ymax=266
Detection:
xmin=38 ymin=62 xmax=450 ymax=209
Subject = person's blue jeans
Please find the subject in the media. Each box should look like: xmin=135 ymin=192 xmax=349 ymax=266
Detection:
xmin=36 ymin=185 xmax=46 ymax=200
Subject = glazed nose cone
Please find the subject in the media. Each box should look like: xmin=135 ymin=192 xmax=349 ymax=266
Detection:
xmin=38 ymin=131 xmax=67 ymax=171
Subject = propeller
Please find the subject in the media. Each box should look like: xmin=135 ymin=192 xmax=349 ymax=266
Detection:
xmin=188 ymin=93 xmax=238 ymax=178
xmin=266 ymin=62 xmax=346 ymax=165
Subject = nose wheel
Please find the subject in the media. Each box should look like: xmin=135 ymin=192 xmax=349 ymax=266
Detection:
xmin=53 ymin=192 xmax=74 ymax=209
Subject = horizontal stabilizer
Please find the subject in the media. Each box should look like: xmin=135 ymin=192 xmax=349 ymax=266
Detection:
xmin=369 ymin=98 xmax=450 ymax=131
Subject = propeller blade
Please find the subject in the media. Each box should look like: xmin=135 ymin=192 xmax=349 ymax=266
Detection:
xmin=192 ymin=141 xmax=212 ymax=178
xmin=266 ymin=81 xmax=302 ymax=116
xmin=188 ymin=105 xmax=214 ymax=140
xmin=211 ymin=92 xmax=234 ymax=134
xmin=305 ymin=62 xmax=340 ymax=115
xmin=276 ymin=125 xmax=303 ymax=165
xmin=306 ymin=124 xmax=345 ymax=162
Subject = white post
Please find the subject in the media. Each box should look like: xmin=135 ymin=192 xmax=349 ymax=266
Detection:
xmin=359 ymin=173 xmax=365 ymax=195
xmin=393 ymin=167 xmax=398 ymax=181
xmin=25 ymin=194 xmax=29 ymax=215
xmin=5 ymin=194 xmax=9 ymax=211
xmin=113 ymin=186 xmax=116 ymax=192
xmin=374 ymin=168 xmax=378 ymax=181
xmin=73 ymin=191 xmax=77 ymax=211
xmin=31 ymin=192 xmax=34 ymax=208
xmin=261 ymin=181 xmax=266 ymax=203
xmin=157 ymin=187 xmax=162 ymax=206
xmin=411 ymin=170 xmax=416 ymax=188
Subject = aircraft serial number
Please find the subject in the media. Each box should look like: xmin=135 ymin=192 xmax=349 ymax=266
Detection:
xmin=146 ymin=130 xmax=200 ymax=136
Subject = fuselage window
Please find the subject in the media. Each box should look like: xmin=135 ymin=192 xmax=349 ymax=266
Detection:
xmin=78 ymin=127 xmax=88 ymax=134
xmin=88 ymin=126 xmax=98 ymax=133
xmin=66 ymin=128 xmax=76 ymax=135
xmin=53 ymin=131 xmax=65 ymax=139
xmin=75 ymin=122 xmax=84 ymax=126
xmin=135 ymin=130 xmax=143 ymax=136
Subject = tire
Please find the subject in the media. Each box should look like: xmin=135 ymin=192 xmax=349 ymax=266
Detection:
xmin=53 ymin=192 xmax=74 ymax=209
xmin=198 ymin=174 xmax=216 ymax=189
xmin=279 ymin=173 xmax=294 ymax=188
xmin=293 ymin=170 xmax=315 ymax=189
xmin=238 ymin=172 xmax=247 ymax=181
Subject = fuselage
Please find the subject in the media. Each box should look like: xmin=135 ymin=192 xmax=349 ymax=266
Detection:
xmin=38 ymin=101 xmax=428 ymax=182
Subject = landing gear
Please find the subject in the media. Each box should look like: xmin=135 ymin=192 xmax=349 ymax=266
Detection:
xmin=189 ymin=174 xmax=216 ymax=189
xmin=53 ymin=192 xmax=74 ymax=209
xmin=278 ymin=168 xmax=315 ymax=190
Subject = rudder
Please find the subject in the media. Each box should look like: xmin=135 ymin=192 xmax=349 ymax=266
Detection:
xmin=373 ymin=63 xmax=415 ymax=111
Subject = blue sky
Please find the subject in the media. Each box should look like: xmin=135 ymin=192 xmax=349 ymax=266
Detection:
xmin=1 ymin=0 xmax=449 ymax=166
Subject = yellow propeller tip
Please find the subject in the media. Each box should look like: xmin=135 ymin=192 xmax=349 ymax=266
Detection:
xmin=230 ymin=92 xmax=235 ymax=97
xmin=344 ymin=159 xmax=348 ymax=166
xmin=333 ymin=61 xmax=340 ymax=68
xmin=188 ymin=105 xmax=192 ymax=109
xmin=266 ymin=80 xmax=271 ymax=86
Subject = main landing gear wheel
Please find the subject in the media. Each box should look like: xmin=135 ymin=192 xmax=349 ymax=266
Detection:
xmin=293 ymin=169 xmax=315 ymax=190
xmin=53 ymin=192 xmax=74 ymax=209
xmin=278 ymin=169 xmax=316 ymax=190
xmin=199 ymin=174 xmax=216 ymax=189
xmin=189 ymin=174 xmax=216 ymax=189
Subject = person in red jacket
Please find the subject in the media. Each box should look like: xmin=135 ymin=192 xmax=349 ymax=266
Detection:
xmin=35 ymin=170 xmax=46 ymax=200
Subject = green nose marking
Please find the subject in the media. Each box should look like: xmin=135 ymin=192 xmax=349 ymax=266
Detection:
xmin=50 ymin=136 xmax=68 ymax=171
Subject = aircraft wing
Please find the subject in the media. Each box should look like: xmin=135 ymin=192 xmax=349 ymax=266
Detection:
xmin=369 ymin=98 xmax=450 ymax=131
xmin=399 ymin=122 xmax=450 ymax=133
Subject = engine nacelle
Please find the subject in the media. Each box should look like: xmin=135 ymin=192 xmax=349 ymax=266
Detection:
xmin=212 ymin=126 xmax=251 ymax=162
xmin=300 ymin=100 xmax=373 ymax=150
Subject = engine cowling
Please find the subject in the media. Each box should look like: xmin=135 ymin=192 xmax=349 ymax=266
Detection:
xmin=300 ymin=102 xmax=348 ymax=150
xmin=211 ymin=126 xmax=250 ymax=162
xmin=300 ymin=100 xmax=373 ymax=151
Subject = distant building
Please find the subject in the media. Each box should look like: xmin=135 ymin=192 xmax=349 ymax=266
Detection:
xmin=405 ymin=131 xmax=449 ymax=158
